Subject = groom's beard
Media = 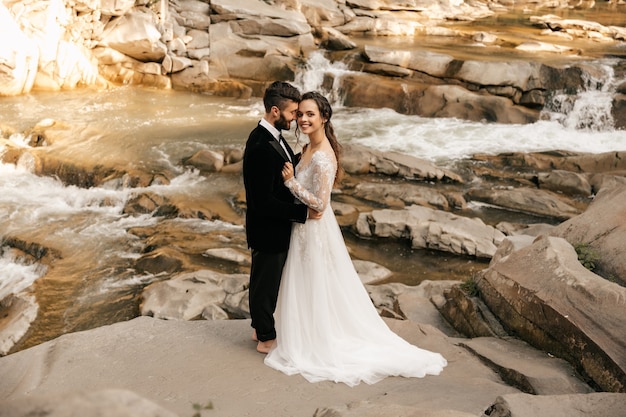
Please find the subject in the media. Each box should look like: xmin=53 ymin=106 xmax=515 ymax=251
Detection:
xmin=275 ymin=113 xmax=291 ymax=131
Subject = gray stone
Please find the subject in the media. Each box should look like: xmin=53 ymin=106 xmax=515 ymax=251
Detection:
xmin=359 ymin=205 xmax=505 ymax=258
xmin=100 ymin=9 xmax=168 ymax=62
xmin=0 ymin=317 xmax=521 ymax=417
xmin=537 ymin=169 xmax=592 ymax=196
xmin=353 ymin=259 xmax=392 ymax=284
xmin=466 ymin=187 xmax=581 ymax=220
xmin=0 ymin=389 xmax=179 ymax=417
xmin=482 ymin=392 xmax=626 ymax=417
xmin=551 ymin=182 xmax=626 ymax=286
xmin=460 ymin=337 xmax=593 ymax=395
xmin=478 ymin=235 xmax=626 ymax=392
xmin=0 ymin=294 xmax=38 ymax=356
xmin=203 ymin=247 xmax=251 ymax=266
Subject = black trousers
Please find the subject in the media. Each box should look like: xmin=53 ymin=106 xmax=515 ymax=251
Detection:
xmin=249 ymin=249 xmax=288 ymax=341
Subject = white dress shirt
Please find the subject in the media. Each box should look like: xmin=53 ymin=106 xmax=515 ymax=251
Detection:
xmin=260 ymin=118 xmax=291 ymax=162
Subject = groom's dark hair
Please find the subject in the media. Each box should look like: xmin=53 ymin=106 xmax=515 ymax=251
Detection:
xmin=263 ymin=81 xmax=301 ymax=112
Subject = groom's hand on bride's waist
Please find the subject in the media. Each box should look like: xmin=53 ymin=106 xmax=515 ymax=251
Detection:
xmin=308 ymin=208 xmax=322 ymax=220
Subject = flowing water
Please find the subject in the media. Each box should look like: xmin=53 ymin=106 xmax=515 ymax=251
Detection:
xmin=1 ymin=12 xmax=626 ymax=348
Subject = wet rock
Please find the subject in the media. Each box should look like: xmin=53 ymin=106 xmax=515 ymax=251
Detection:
xmin=123 ymin=192 xmax=172 ymax=216
xmin=353 ymin=182 xmax=451 ymax=210
xmin=342 ymin=143 xmax=463 ymax=182
xmin=466 ymin=187 xmax=581 ymax=220
xmin=203 ymin=247 xmax=251 ymax=266
xmin=134 ymin=247 xmax=186 ymax=275
xmin=477 ymin=235 xmax=626 ymax=392
xmin=224 ymin=147 xmax=244 ymax=164
xmin=356 ymin=205 xmax=505 ymax=258
xmin=183 ymin=149 xmax=225 ymax=172
xmin=536 ymin=169 xmax=592 ymax=196
xmin=613 ymin=93 xmax=626 ymax=130
xmin=420 ymin=84 xmax=540 ymax=124
xmin=338 ymin=71 xmax=541 ymax=124
xmin=471 ymin=150 xmax=626 ymax=177
xmin=353 ymin=259 xmax=392 ymax=284
xmin=141 ymin=269 xmax=249 ymax=320
xmin=0 ymin=294 xmax=38 ymax=356
xmin=515 ymin=41 xmax=577 ymax=54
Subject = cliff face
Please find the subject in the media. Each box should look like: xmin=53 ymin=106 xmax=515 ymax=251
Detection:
xmin=1 ymin=0 xmax=625 ymax=125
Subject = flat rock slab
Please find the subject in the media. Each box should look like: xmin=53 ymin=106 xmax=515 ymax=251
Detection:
xmin=0 ymin=316 xmax=517 ymax=417
xmin=483 ymin=392 xmax=626 ymax=417
xmin=460 ymin=337 xmax=592 ymax=395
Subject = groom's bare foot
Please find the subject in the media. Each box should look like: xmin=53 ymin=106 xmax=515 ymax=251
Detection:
xmin=256 ymin=339 xmax=275 ymax=354
xmin=252 ymin=329 xmax=258 ymax=342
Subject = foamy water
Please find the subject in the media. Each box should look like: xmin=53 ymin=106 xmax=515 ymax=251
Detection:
xmin=286 ymin=52 xmax=626 ymax=163
xmin=0 ymin=162 xmax=232 ymax=300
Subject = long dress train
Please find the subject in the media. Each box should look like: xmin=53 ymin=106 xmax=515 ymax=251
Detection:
xmin=264 ymin=150 xmax=447 ymax=386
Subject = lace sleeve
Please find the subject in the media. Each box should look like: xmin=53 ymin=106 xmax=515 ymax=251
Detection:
xmin=285 ymin=151 xmax=337 ymax=212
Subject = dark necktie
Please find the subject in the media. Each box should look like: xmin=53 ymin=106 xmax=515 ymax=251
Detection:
xmin=278 ymin=134 xmax=292 ymax=162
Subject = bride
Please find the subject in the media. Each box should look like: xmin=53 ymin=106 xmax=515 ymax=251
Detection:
xmin=264 ymin=91 xmax=447 ymax=386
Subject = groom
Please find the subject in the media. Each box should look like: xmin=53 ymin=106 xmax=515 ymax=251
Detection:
xmin=243 ymin=81 xmax=320 ymax=354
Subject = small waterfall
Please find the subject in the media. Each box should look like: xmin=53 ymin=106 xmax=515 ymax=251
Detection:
xmin=293 ymin=52 xmax=350 ymax=106
xmin=543 ymin=61 xmax=619 ymax=132
xmin=297 ymin=53 xmax=622 ymax=133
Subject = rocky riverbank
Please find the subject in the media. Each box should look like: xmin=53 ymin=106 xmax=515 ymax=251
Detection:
xmin=1 ymin=0 xmax=626 ymax=127
xmin=1 ymin=111 xmax=626 ymax=415
xmin=1 ymin=0 xmax=626 ymax=415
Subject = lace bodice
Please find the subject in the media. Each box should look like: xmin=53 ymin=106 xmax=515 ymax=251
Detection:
xmin=284 ymin=150 xmax=337 ymax=213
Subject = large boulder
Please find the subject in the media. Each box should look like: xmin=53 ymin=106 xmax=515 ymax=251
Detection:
xmin=100 ymin=8 xmax=167 ymax=62
xmin=466 ymin=187 xmax=581 ymax=220
xmin=0 ymin=4 xmax=39 ymax=95
xmin=140 ymin=269 xmax=250 ymax=320
xmin=356 ymin=205 xmax=505 ymax=258
xmin=477 ymin=235 xmax=626 ymax=392
xmin=342 ymin=144 xmax=463 ymax=182
xmin=208 ymin=20 xmax=316 ymax=82
xmin=550 ymin=183 xmax=626 ymax=286
xmin=0 ymin=1 xmax=99 ymax=94
xmin=354 ymin=182 xmax=452 ymax=210
xmin=337 ymin=72 xmax=540 ymax=123
xmin=363 ymin=45 xmax=455 ymax=78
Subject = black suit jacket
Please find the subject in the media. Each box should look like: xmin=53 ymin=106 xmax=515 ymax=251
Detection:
xmin=243 ymin=124 xmax=308 ymax=253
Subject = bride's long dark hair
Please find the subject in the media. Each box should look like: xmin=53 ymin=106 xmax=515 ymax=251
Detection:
xmin=296 ymin=91 xmax=344 ymax=184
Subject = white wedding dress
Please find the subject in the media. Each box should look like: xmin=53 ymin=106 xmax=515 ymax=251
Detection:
xmin=264 ymin=150 xmax=447 ymax=386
